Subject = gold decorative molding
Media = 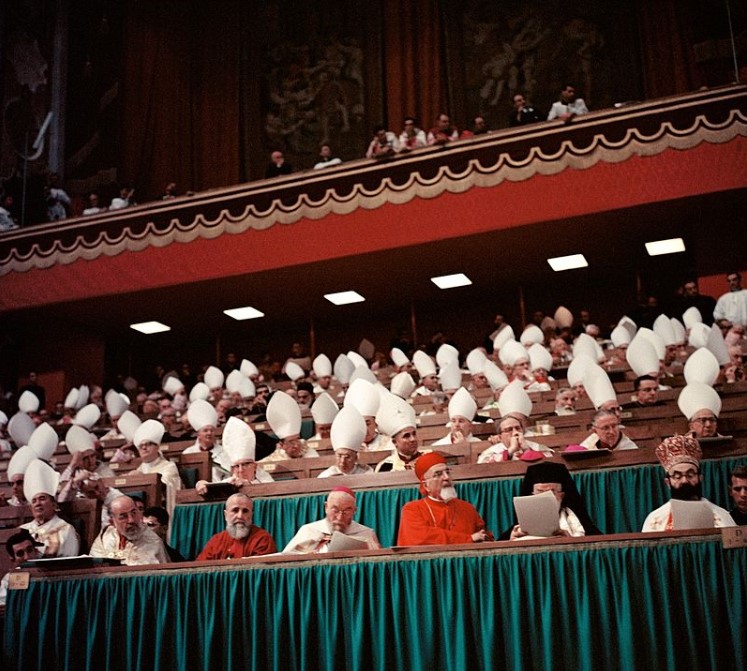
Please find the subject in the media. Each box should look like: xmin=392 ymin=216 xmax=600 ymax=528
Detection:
xmin=2 ymin=88 xmax=746 ymax=276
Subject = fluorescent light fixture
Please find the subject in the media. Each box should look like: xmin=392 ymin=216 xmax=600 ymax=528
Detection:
xmin=431 ymin=273 xmax=473 ymax=289
xmin=224 ymin=306 xmax=265 ymax=320
xmin=645 ymin=238 xmax=685 ymax=256
xmin=324 ymin=290 xmax=365 ymax=305
xmin=130 ymin=321 xmax=171 ymax=334
xmin=547 ymin=254 xmax=589 ymax=271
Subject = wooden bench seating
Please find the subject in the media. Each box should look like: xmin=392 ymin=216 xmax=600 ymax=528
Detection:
xmin=0 ymin=498 xmax=100 ymax=575
xmin=0 ymin=474 xmax=163 ymax=554
xmin=174 ymin=436 xmax=747 ymax=505
xmin=418 ymin=422 xmax=497 ymax=445
xmin=305 ymin=438 xmax=332 ymax=453
xmin=259 ymin=443 xmax=475 ymax=481
xmin=173 ymin=419 xmax=742 ymax=505
xmin=37 ymin=451 xmax=210 ymax=489
xmin=102 ymin=473 xmax=163 ymax=509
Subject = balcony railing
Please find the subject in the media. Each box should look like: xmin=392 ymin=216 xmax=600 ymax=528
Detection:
xmin=1 ymin=84 xmax=746 ymax=278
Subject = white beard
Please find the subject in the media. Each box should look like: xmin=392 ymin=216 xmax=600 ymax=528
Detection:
xmin=555 ymin=406 xmax=576 ymax=416
xmin=121 ymin=524 xmax=145 ymax=542
xmin=439 ymin=486 xmax=458 ymax=503
xmin=227 ymin=522 xmax=251 ymax=540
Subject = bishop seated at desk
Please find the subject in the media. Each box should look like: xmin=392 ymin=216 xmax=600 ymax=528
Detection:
xmin=21 ymin=458 xmax=80 ymax=558
xmin=677 ymin=382 xmax=723 ymax=439
xmin=258 ymin=391 xmax=319 ymax=462
xmin=503 ymin=461 xmax=602 ymax=540
xmin=375 ymin=392 xmax=429 ymax=472
xmin=317 ymin=406 xmax=374 ymax=478
xmin=195 ymin=416 xmax=274 ymax=495
xmin=90 ymin=495 xmax=170 ymax=565
xmin=430 ymin=387 xmax=482 ymax=446
xmin=196 ymin=492 xmax=276 ymax=560
xmin=396 ymin=453 xmax=493 ymax=546
xmin=282 ymin=486 xmax=381 ymax=554
xmin=641 ymin=435 xmax=736 ymax=532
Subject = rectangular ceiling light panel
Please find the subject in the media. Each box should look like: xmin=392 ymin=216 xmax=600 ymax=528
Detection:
xmin=130 ymin=321 xmax=171 ymax=334
xmin=645 ymin=238 xmax=685 ymax=256
xmin=431 ymin=273 xmax=473 ymax=289
xmin=224 ymin=306 xmax=265 ymax=320
xmin=547 ymin=254 xmax=589 ymax=271
xmin=324 ymin=291 xmax=365 ymax=305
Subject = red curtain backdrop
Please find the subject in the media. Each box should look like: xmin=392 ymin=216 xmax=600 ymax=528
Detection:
xmin=114 ymin=0 xmax=711 ymax=197
xmin=382 ymin=0 xmax=447 ymax=136
xmin=119 ymin=1 xmax=242 ymax=200
xmin=636 ymin=0 xmax=703 ymax=99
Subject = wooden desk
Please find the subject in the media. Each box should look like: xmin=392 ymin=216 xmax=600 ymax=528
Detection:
xmin=176 ymin=436 xmax=747 ymax=506
xmin=176 ymin=451 xmax=211 ymax=483
xmin=103 ymin=473 xmax=163 ymax=508
xmin=103 ymin=450 xmax=209 ymax=485
xmin=0 ymin=497 xmax=99 ymax=571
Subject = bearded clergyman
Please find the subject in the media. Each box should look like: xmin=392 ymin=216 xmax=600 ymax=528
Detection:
xmin=196 ymin=493 xmax=276 ymax=560
xmin=90 ymin=495 xmax=169 ymax=565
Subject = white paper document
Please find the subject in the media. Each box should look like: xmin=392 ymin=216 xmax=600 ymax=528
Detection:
xmin=327 ymin=532 xmax=369 ymax=552
xmin=670 ymin=499 xmax=715 ymax=530
xmin=513 ymin=491 xmax=561 ymax=537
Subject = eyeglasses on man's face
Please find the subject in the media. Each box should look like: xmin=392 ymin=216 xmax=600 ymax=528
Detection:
xmin=668 ymin=470 xmax=699 ymax=482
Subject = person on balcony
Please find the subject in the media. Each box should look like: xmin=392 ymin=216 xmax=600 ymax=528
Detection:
xmin=264 ymin=150 xmax=294 ymax=178
xmin=82 ymin=192 xmax=106 ymax=216
xmin=427 ymin=113 xmax=459 ymax=145
xmin=398 ymin=116 xmax=427 ymax=151
xmin=366 ymin=124 xmax=400 ymax=158
xmin=313 ymin=143 xmax=342 ymax=169
xmin=547 ymin=83 xmax=588 ymax=122
xmin=508 ymin=93 xmax=542 ymax=127
xmin=45 ymin=172 xmax=71 ymax=221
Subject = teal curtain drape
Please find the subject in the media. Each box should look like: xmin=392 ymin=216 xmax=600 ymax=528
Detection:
xmin=172 ymin=456 xmax=747 ymax=560
xmin=4 ymin=537 xmax=745 ymax=671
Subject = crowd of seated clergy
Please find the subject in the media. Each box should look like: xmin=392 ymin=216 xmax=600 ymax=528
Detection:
xmin=1 ymin=430 xmax=741 ymax=598
xmin=0 ymin=300 xmax=745 ymax=590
